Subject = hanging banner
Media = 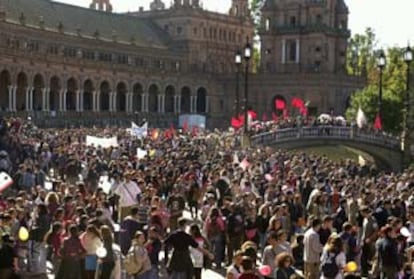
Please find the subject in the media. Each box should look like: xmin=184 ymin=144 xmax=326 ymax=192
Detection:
xmin=86 ymin=136 xmax=118 ymax=148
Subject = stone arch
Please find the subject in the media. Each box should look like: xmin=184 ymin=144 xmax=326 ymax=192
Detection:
xmin=196 ymin=87 xmax=207 ymax=113
xmin=165 ymin=85 xmax=175 ymax=113
xmin=100 ymin=81 xmax=111 ymax=111
xmin=83 ymin=79 xmax=94 ymax=111
xmin=66 ymin=77 xmax=78 ymax=111
xmin=273 ymin=94 xmax=287 ymax=114
xmin=116 ymin=82 xmax=127 ymax=112
xmin=0 ymin=70 xmax=11 ymax=111
xmin=181 ymin=86 xmax=191 ymax=113
xmin=49 ymin=76 xmax=61 ymax=111
xmin=33 ymin=74 xmax=45 ymax=111
xmin=148 ymin=84 xmax=159 ymax=113
xmin=132 ymin=83 xmax=143 ymax=112
xmin=16 ymin=72 xmax=28 ymax=111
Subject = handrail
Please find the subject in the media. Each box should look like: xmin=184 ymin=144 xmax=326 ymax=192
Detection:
xmin=251 ymin=126 xmax=401 ymax=150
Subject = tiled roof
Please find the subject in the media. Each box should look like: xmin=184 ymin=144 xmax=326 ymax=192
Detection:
xmin=3 ymin=0 xmax=171 ymax=48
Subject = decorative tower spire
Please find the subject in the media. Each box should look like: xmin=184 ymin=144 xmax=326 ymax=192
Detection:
xmin=229 ymin=0 xmax=249 ymax=17
xmin=150 ymin=0 xmax=165 ymax=11
xmin=90 ymin=0 xmax=113 ymax=12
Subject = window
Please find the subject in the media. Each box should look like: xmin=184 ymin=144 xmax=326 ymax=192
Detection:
xmin=315 ymin=46 xmax=321 ymax=52
xmin=289 ymin=41 xmax=297 ymax=62
xmin=175 ymin=61 xmax=181 ymax=72
xmin=314 ymin=61 xmax=321 ymax=72
xmin=339 ymin=20 xmax=347 ymax=29
xmin=82 ymin=50 xmax=95 ymax=60
xmin=135 ymin=57 xmax=144 ymax=67
xmin=47 ymin=45 xmax=59 ymax=55
xmin=193 ymin=27 xmax=198 ymax=36
xmin=290 ymin=16 xmax=297 ymax=26
xmin=27 ymin=40 xmax=39 ymax=52
xmin=98 ymin=52 xmax=112 ymax=62
xmin=164 ymin=25 xmax=169 ymax=31
xmin=177 ymin=26 xmax=182 ymax=35
xmin=265 ymin=18 xmax=270 ymax=31
xmin=117 ymin=54 xmax=128 ymax=65
xmin=316 ymin=14 xmax=322 ymax=24
xmin=63 ymin=47 xmax=77 ymax=58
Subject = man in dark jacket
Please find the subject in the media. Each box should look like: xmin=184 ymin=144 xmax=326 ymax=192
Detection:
xmin=377 ymin=225 xmax=401 ymax=279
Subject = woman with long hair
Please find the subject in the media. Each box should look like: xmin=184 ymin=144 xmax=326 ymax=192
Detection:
xmin=189 ymin=224 xmax=210 ymax=279
xmin=96 ymin=225 xmax=116 ymax=279
xmin=257 ymin=204 xmax=271 ymax=252
xmin=130 ymin=231 xmax=152 ymax=279
xmin=44 ymin=221 xmax=63 ymax=276
xmin=320 ymin=234 xmax=346 ymax=279
xmin=273 ymin=252 xmax=297 ymax=279
xmin=80 ymin=224 xmax=102 ymax=279
xmin=58 ymin=224 xmax=86 ymax=279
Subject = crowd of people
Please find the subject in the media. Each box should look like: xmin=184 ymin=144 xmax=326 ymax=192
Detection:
xmin=0 ymin=116 xmax=412 ymax=279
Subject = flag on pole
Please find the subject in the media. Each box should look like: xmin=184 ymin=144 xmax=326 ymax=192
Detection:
xmin=356 ymin=107 xmax=367 ymax=128
xmin=231 ymin=117 xmax=243 ymax=129
xmin=374 ymin=113 xmax=383 ymax=130
xmin=275 ymin=99 xmax=286 ymax=110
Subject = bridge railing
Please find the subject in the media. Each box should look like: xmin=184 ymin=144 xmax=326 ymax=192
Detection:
xmin=251 ymin=126 xmax=401 ymax=150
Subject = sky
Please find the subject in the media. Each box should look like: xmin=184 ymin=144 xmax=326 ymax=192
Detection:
xmin=54 ymin=0 xmax=414 ymax=48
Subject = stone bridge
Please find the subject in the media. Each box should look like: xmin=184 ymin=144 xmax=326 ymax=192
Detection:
xmin=251 ymin=126 xmax=403 ymax=172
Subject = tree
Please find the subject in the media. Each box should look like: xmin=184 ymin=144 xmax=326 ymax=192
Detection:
xmin=250 ymin=0 xmax=264 ymax=73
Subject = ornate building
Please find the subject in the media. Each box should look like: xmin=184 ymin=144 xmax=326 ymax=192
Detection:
xmin=0 ymin=0 xmax=362 ymax=128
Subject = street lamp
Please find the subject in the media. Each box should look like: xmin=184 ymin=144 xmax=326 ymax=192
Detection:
xmin=377 ymin=50 xmax=386 ymax=120
xmin=404 ymin=46 xmax=412 ymax=112
xmin=243 ymin=38 xmax=251 ymax=135
xmin=235 ymin=50 xmax=242 ymax=117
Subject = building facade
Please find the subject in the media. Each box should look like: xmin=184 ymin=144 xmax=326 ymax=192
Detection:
xmin=0 ymin=0 xmax=363 ymax=128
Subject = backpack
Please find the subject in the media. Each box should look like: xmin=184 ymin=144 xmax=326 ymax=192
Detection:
xmin=320 ymin=250 xmax=339 ymax=278
xmin=124 ymin=245 xmax=142 ymax=275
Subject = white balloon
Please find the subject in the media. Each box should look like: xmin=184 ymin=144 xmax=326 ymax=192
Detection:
xmin=96 ymin=246 xmax=107 ymax=258
xmin=401 ymin=227 xmax=411 ymax=238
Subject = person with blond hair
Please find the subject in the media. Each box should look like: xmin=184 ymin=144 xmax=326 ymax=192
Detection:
xmin=320 ymin=234 xmax=346 ymax=279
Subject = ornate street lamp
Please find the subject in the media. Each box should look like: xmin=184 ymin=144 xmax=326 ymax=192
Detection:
xmin=377 ymin=50 xmax=386 ymax=120
xmin=235 ymin=50 xmax=242 ymax=117
xmin=243 ymin=39 xmax=251 ymax=135
xmin=404 ymin=46 xmax=412 ymax=113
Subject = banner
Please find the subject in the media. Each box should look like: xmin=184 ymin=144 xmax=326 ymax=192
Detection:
xmin=0 ymin=172 xmax=13 ymax=193
xmin=86 ymin=136 xmax=118 ymax=148
xmin=129 ymin=122 xmax=148 ymax=139
xmin=136 ymin=148 xmax=148 ymax=159
xmin=179 ymin=114 xmax=206 ymax=129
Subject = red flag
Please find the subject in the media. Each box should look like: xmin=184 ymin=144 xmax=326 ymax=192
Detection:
xmin=272 ymin=112 xmax=278 ymax=122
xmin=275 ymin=99 xmax=286 ymax=110
xmin=262 ymin=112 xmax=268 ymax=122
xmin=231 ymin=117 xmax=243 ymax=129
xmin=182 ymin=118 xmax=188 ymax=132
xmin=374 ymin=113 xmax=382 ymax=130
xmin=283 ymin=109 xmax=289 ymax=119
xmin=164 ymin=129 xmax=172 ymax=139
xmin=248 ymin=110 xmax=257 ymax=120
xmin=291 ymin=97 xmax=305 ymax=109
xmin=169 ymin=123 xmax=176 ymax=136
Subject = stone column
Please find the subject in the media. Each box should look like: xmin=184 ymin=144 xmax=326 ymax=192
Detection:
xmin=125 ymin=93 xmax=130 ymax=113
xmin=112 ymin=92 xmax=117 ymax=112
xmin=79 ymin=90 xmax=84 ymax=112
xmin=29 ymin=87 xmax=34 ymax=111
xmin=194 ymin=95 xmax=198 ymax=113
xmin=42 ymin=88 xmax=47 ymax=112
xmin=7 ymin=86 xmax=13 ymax=112
xmin=282 ymin=39 xmax=286 ymax=64
xmin=205 ymin=96 xmax=209 ymax=113
xmin=12 ymin=86 xmax=17 ymax=112
xmin=177 ymin=95 xmax=181 ymax=113
xmin=75 ymin=90 xmax=80 ymax=112
xmin=173 ymin=95 xmax=178 ymax=113
xmin=45 ymin=88 xmax=50 ymax=111
xmin=190 ymin=96 xmax=194 ymax=113
xmin=25 ymin=87 xmax=30 ymax=111
xmin=62 ymin=89 xmax=67 ymax=112
xmin=96 ymin=91 xmax=101 ymax=112
xmin=141 ymin=94 xmax=145 ymax=112
xmin=129 ymin=93 xmax=134 ymax=113
xmin=296 ymin=38 xmax=300 ymax=64
xmin=92 ymin=91 xmax=97 ymax=112
xmin=145 ymin=94 xmax=150 ymax=112
xmin=157 ymin=95 xmax=162 ymax=113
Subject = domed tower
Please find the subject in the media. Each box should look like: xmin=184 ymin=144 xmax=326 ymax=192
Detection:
xmin=259 ymin=0 xmax=349 ymax=73
xmin=150 ymin=0 xmax=165 ymax=11
xmin=89 ymin=0 xmax=113 ymax=12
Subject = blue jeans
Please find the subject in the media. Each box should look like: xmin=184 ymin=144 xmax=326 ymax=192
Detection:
xmin=209 ymin=234 xmax=225 ymax=267
xmin=28 ymin=241 xmax=47 ymax=274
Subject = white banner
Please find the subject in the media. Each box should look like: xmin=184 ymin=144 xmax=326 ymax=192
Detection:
xmin=136 ymin=148 xmax=148 ymax=159
xmin=86 ymin=136 xmax=118 ymax=148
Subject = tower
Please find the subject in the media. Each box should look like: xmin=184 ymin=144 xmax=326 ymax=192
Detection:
xmin=229 ymin=0 xmax=249 ymax=18
xmin=89 ymin=0 xmax=113 ymax=12
xmin=150 ymin=0 xmax=165 ymax=11
xmin=259 ymin=0 xmax=349 ymax=74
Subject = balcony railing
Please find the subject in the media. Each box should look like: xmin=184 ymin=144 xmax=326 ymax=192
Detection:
xmin=251 ymin=126 xmax=401 ymax=150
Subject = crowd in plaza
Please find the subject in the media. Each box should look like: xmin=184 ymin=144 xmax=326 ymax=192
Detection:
xmin=0 ymin=116 xmax=412 ymax=279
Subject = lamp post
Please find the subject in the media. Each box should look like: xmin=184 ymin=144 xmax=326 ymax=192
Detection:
xmin=377 ymin=50 xmax=386 ymax=120
xmin=404 ymin=46 xmax=412 ymax=116
xmin=235 ymin=50 xmax=242 ymax=117
xmin=243 ymin=38 xmax=251 ymax=136
xmin=403 ymin=46 xmax=413 ymax=164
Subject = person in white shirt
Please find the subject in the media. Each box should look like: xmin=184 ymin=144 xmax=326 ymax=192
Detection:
xmin=111 ymin=172 xmax=141 ymax=221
